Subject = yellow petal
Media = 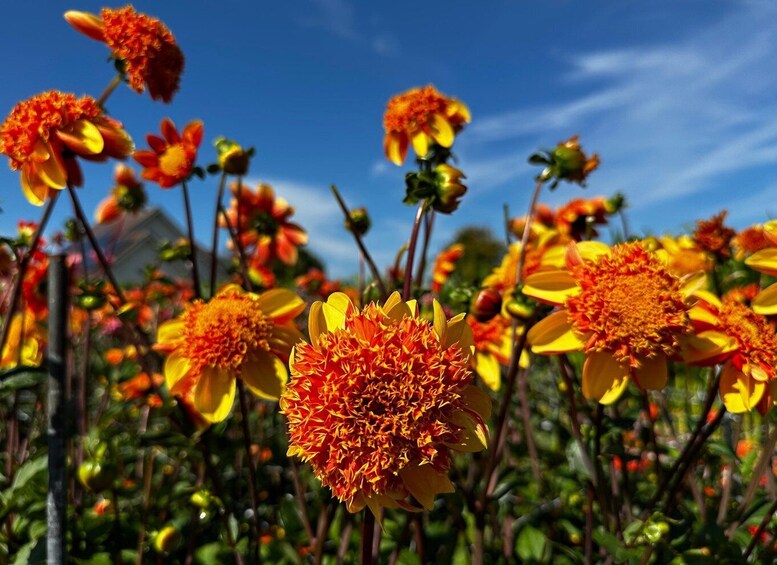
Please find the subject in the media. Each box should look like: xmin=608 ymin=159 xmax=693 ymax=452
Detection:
xmin=459 ymin=384 xmax=493 ymax=422
xmin=681 ymin=330 xmax=738 ymax=364
xmin=308 ymin=302 xmax=326 ymax=348
xmin=633 ymin=354 xmax=668 ymax=391
xmin=692 ymin=290 xmax=723 ymax=310
xmin=193 ymin=366 xmax=236 ymax=423
xmin=256 ymin=288 xmax=305 ymax=322
xmin=384 ymin=131 xmax=408 ymax=166
xmin=526 ymin=310 xmax=585 ymax=355
xmin=399 ymin=463 xmax=455 ymax=510
xmin=241 ymin=351 xmax=287 ymax=401
xmin=474 ymin=352 xmax=501 ymax=391
xmin=164 ymin=351 xmax=191 ymax=394
xmin=36 ymin=148 xmax=68 ymax=189
xmin=20 ymin=166 xmax=50 ymax=206
xmin=582 ymin=352 xmax=630 ymax=404
xmin=688 ymin=304 xmax=720 ymax=327
xmin=432 ymin=300 xmax=447 ymax=343
xmin=411 ymin=130 xmax=429 ymax=157
xmin=720 ymin=361 xmax=765 ymax=413
xmin=522 ymin=270 xmax=580 ymax=305
xmin=753 ymin=283 xmax=777 ymax=316
xmin=157 ymin=320 xmax=184 ymax=345
xmin=746 ymin=249 xmax=777 ymax=277
xmin=56 ymin=119 xmax=104 ymax=155
xmin=449 ymin=408 xmax=490 ymax=452
xmin=429 ymin=113 xmax=455 ymax=147
xmin=445 ymin=314 xmax=474 ymax=359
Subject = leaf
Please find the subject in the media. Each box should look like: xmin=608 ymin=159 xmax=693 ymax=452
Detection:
xmin=0 ymin=368 xmax=46 ymax=394
xmin=397 ymin=549 xmax=422 ymax=565
xmin=516 ymin=525 xmax=547 ymax=561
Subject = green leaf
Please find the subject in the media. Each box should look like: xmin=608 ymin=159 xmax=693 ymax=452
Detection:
xmin=0 ymin=368 xmax=46 ymax=394
xmin=516 ymin=525 xmax=547 ymax=561
xmin=397 ymin=549 xmax=422 ymax=565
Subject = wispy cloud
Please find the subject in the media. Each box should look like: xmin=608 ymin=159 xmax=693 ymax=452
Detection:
xmin=461 ymin=2 xmax=777 ymax=230
xmin=302 ymin=0 xmax=400 ymax=57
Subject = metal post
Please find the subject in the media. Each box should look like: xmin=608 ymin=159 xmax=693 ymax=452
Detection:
xmin=47 ymin=254 xmax=68 ymax=564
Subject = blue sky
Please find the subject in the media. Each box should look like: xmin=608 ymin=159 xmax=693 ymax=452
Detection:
xmin=1 ymin=1 xmax=776 ymax=276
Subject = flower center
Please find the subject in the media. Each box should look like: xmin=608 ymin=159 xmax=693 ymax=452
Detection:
xmin=252 ymin=211 xmax=279 ymax=236
xmin=718 ymin=300 xmax=777 ymax=376
xmin=566 ymin=243 xmax=690 ymax=366
xmin=159 ymin=144 xmax=191 ymax=178
xmin=384 ymin=86 xmax=448 ymax=133
xmin=181 ymin=293 xmax=272 ymax=372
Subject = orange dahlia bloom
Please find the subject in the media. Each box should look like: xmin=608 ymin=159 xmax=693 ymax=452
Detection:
xmin=431 ymin=243 xmax=464 ymax=293
xmin=743 ymin=233 xmax=777 ymax=316
xmin=154 ymin=285 xmax=305 ymax=423
xmin=134 ymin=118 xmax=202 ymax=188
xmin=0 ymin=91 xmax=133 ymax=205
xmin=682 ymin=291 xmax=777 ymax=413
xmin=65 ymin=6 xmax=184 ymax=103
xmin=222 ymin=183 xmax=308 ymax=266
xmin=281 ymin=292 xmax=491 ymax=515
xmin=524 ymin=242 xmax=693 ymax=404
xmin=383 ymin=85 xmax=470 ymax=166
xmin=554 ymin=197 xmax=613 ymax=241
xmin=693 ymin=211 xmax=736 ymax=260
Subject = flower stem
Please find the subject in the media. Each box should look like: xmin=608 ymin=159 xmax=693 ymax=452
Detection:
xmin=236 ymin=379 xmax=262 ymax=564
xmin=180 ymin=181 xmax=202 ymax=299
xmin=413 ymin=210 xmax=435 ymax=290
xmin=66 ymin=184 xmax=127 ymax=304
xmin=0 ymin=191 xmax=59 ymax=356
xmin=515 ymin=180 xmax=545 ymax=287
xmin=403 ymin=201 xmax=426 ymax=301
xmin=743 ymin=494 xmax=777 ymax=559
xmin=502 ymin=203 xmax=512 ymax=246
xmin=217 ymin=202 xmax=253 ymax=292
xmin=330 ymin=185 xmax=388 ymax=299
xmin=97 ymin=74 xmax=123 ymax=107
xmin=209 ymin=172 xmax=228 ymax=296
xmin=360 ymin=509 xmax=375 ymax=565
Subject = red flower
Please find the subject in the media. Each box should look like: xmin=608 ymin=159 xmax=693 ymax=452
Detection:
xmin=134 ymin=119 xmax=202 ymax=188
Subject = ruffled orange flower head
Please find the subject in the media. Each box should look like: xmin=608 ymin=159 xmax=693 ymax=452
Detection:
xmin=383 ymin=85 xmax=470 ymax=166
xmin=0 ymin=91 xmax=133 ymax=205
xmin=282 ymin=292 xmax=491 ymax=515
xmin=65 ymin=6 xmax=184 ymax=103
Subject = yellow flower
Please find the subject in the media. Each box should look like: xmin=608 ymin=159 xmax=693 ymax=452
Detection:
xmin=1 ymin=313 xmax=44 ymax=368
xmin=383 ymin=85 xmax=470 ymax=165
xmin=154 ymin=285 xmax=304 ymax=423
xmin=468 ymin=315 xmax=528 ymax=391
xmin=743 ymin=226 xmax=777 ymax=316
xmin=281 ymin=292 xmax=491 ymax=515
xmin=523 ymin=242 xmax=692 ymax=404
xmin=682 ymin=292 xmax=777 ymax=413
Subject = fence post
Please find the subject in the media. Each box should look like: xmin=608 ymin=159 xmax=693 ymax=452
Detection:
xmin=47 ymin=254 xmax=68 ymax=564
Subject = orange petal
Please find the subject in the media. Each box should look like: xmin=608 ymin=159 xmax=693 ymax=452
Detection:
xmin=134 ymin=151 xmax=159 ymax=167
xmin=183 ymin=120 xmax=204 ymax=148
xmin=582 ymin=352 xmax=630 ymax=404
xmin=160 ymin=118 xmax=180 ymax=144
xmin=307 ymin=302 xmax=326 ymax=348
xmin=522 ymin=270 xmax=579 ymax=306
xmin=526 ymin=310 xmax=585 ymax=355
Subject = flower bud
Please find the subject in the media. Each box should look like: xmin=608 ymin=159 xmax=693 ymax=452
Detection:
xmin=470 ymin=288 xmax=502 ymax=322
xmin=346 ymin=207 xmax=371 ymax=236
xmin=154 ymin=525 xmax=180 ymax=554
xmin=214 ymin=137 xmax=253 ymax=176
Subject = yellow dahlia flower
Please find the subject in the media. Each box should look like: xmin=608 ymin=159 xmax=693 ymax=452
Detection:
xmin=154 ymin=285 xmax=304 ymax=423
xmin=523 ymin=242 xmax=693 ymax=404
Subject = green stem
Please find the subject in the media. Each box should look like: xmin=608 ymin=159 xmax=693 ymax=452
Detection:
xmin=210 ymin=172 xmax=228 ymax=296
xmin=181 ymin=181 xmax=202 ymax=300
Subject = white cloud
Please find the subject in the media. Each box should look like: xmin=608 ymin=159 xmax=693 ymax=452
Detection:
xmin=302 ymin=0 xmax=400 ymax=57
xmin=461 ymin=1 xmax=777 ymax=230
